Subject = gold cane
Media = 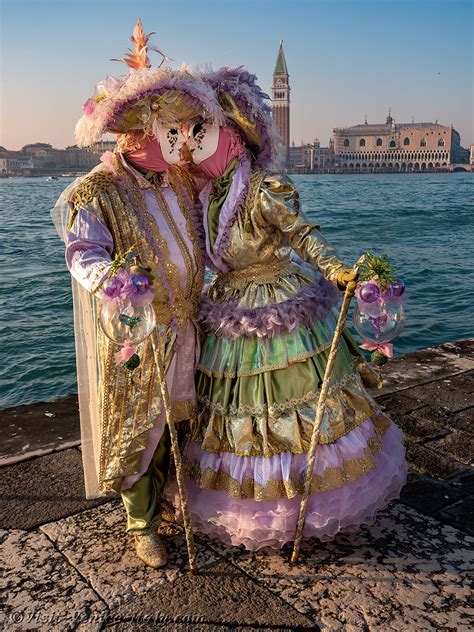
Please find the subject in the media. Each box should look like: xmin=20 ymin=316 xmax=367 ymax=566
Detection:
xmin=290 ymin=255 xmax=366 ymax=564
xmin=151 ymin=333 xmax=198 ymax=574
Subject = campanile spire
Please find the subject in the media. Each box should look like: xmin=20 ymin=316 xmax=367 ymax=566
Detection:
xmin=272 ymin=40 xmax=290 ymax=164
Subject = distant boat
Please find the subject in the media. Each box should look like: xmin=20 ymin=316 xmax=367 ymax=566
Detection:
xmin=47 ymin=176 xmax=59 ymax=180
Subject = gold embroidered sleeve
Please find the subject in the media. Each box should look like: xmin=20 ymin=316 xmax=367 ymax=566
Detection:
xmin=259 ymin=174 xmax=345 ymax=285
xmin=68 ymin=170 xmax=117 ymax=231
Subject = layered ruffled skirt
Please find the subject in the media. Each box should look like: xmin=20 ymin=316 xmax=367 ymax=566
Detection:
xmin=171 ymin=262 xmax=408 ymax=550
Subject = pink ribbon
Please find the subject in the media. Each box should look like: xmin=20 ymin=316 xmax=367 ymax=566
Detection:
xmin=359 ymin=340 xmax=394 ymax=358
xmin=114 ymin=340 xmax=137 ymax=366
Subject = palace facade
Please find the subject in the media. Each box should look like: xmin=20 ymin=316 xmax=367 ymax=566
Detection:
xmin=332 ymin=113 xmax=468 ymax=172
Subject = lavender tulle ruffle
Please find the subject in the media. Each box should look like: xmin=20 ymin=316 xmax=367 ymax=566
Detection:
xmin=198 ymin=277 xmax=340 ymax=339
xmin=168 ymin=416 xmax=408 ymax=550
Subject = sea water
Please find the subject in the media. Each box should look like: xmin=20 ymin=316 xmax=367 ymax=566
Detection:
xmin=0 ymin=172 xmax=472 ymax=408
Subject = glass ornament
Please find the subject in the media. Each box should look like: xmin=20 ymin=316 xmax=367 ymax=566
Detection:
xmin=359 ymin=283 xmax=380 ymax=303
xmin=132 ymin=274 xmax=150 ymax=294
xmin=392 ymin=278 xmax=406 ymax=297
xmin=353 ymin=302 xmax=405 ymax=343
xmin=380 ymin=284 xmax=393 ymax=299
xmin=100 ymin=301 xmax=156 ymax=345
xmin=102 ymin=276 xmax=124 ymax=298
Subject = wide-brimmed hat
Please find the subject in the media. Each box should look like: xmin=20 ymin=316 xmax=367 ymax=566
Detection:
xmin=75 ymin=20 xmax=223 ymax=148
xmin=200 ymin=66 xmax=280 ymax=169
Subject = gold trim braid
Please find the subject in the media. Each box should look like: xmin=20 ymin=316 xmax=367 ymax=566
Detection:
xmin=214 ymin=258 xmax=290 ymax=292
xmin=184 ymin=412 xmax=392 ymax=501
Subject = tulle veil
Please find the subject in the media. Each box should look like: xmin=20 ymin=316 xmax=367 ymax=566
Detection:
xmin=51 ymin=179 xmax=104 ymax=499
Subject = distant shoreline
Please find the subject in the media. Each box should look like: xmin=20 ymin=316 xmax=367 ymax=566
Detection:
xmin=1 ymin=169 xmax=472 ymax=179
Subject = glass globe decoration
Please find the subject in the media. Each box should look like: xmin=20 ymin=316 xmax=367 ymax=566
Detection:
xmin=100 ymin=301 xmax=156 ymax=346
xmin=353 ymin=301 xmax=405 ymax=344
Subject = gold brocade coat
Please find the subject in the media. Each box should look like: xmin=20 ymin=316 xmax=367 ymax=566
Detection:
xmin=65 ymin=155 xmax=204 ymax=498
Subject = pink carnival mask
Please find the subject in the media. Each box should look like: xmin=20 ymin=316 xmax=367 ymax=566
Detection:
xmin=125 ymin=122 xmax=244 ymax=177
xmin=125 ymin=137 xmax=168 ymax=173
xmin=188 ymin=124 xmax=245 ymax=178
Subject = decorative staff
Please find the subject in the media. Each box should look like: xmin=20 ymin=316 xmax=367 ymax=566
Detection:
xmin=99 ymin=249 xmax=198 ymax=573
xmin=290 ymin=252 xmax=406 ymax=563
xmin=151 ymin=331 xmax=198 ymax=574
xmin=290 ymin=254 xmax=365 ymax=564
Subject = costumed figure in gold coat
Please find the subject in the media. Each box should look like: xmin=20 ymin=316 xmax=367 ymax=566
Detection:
xmin=51 ymin=20 xmax=223 ymax=567
xmin=169 ymin=67 xmax=408 ymax=549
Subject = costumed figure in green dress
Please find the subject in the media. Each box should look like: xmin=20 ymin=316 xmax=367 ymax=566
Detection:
xmin=169 ymin=67 xmax=408 ymax=549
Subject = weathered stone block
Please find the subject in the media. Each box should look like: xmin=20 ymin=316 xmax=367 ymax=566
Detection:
xmin=1 ymin=528 xmax=107 ymax=631
xmin=376 ymin=392 xmax=425 ymax=415
xmin=0 ymin=395 xmax=80 ymax=464
xmin=424 ymin=430 xmax=474 ymax=465
xmin=213 ymin=504 xmax=474 ymax=631
xmin=112 ymin=561 xmax=315 ymax=629
xmin=404 ymin=381 xmax=474 ymax=413
xmin=405 ymin=443 xmax=465 ymax=479
xmin=400 ymin=472 xmax=467 ymax=515
xmin=40 ymin=503 xmax=223 ymax=608
xmin=0 ymin=448 xmax=111 ymax=530
xmin=435 ymin=496 xmax=474 ymax=536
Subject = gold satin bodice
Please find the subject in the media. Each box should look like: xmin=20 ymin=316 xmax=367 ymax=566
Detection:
xmin=220 ymin=172 xmax=345 ymax=284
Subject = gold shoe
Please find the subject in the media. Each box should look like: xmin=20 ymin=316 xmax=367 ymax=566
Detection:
xmin=133 ymin=531 xmax=168 ymax=569
xmin=161 ymin=498 xmax=176 ymax=523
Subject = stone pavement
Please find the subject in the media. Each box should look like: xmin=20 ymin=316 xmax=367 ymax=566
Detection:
xmin=1 ymin=339 xmax=473 ymax=631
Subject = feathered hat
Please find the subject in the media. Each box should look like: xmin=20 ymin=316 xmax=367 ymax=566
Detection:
xmin=75 ymin=19 xmax=223 ymax=148
xmin=200 ymin=66 xmax=281 ymax=169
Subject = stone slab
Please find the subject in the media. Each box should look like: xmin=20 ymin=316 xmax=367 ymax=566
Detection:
xmin=424 ymin=430 xmax=474 ymax=465
xmin=385 ymin=409 xmax=449 ymax=444
xmin=370 ymin=338 xmax=474 ymax=397
xmin=401 ymin=382 xmax=474 ymax=414
xmin=406 ymin=443 xmax=466 ymax=479
xmin=399 ymin=472 xmax=467 ymax=516
xmin=203 ymin=503 xmax=474 ymax=631
xmin=442 ymin=370 xmax=474 ymax=393
xmin=376 ymin=392 xmax=426 ymax=415
xmin=40 ymin=503 xmax=224 ymax=608
xmin=0 ymin=395 xmax=80 ymax=464
xmin=0 ymin=448 xmax=111 ymax=530
xmin=1 ymin=528 xmax=107 ymax=632
xmin=104 ymin=624 xmax=302 ymax=631
xmin=448 ymin=408 xmax=474 ymax=434
xmin=447 ymin=469 xmax=474 ymax=495
xmin=112 ymin=560 xmax=315 ymax=629
xmin=435 ymin=496 xmax=474 ymax=537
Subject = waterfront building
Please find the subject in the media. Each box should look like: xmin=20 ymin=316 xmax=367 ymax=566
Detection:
xmin=333 ymin=113 xmax=469 ymax=172
xmin=470 ymin=144 xmax=474 ymax=166
xmin=0 ymin=151 xmax=33 ymax=174
xmin=272 ymin=40 xmax=290 ymax=164
xmin=288 ymin=141 xmax=314 ymax=172
xmin=0 ymin=141 xmax=117 ymax=175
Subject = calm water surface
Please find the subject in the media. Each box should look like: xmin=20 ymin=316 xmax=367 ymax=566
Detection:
xmin=0 ymin=173 xmax=472 ymax=408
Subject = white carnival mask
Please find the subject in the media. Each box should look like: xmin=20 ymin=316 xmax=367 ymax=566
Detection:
xmin=153 ymin=122 xmax=188 ymax=165
xmin=186 ymin=122 xmax=220 ymax=164
xmin=153 ymin=119 xmax=221 ymax=165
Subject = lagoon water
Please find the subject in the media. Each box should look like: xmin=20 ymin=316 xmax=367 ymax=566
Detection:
xmin=0 ymin=173 xmax=472 ymax=409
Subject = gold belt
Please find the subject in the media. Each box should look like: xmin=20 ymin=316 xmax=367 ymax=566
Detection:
xmin=153 ymin=298 xmax=200 ymax=328
xmin=215 ymin=259 xmax=290 ymax=292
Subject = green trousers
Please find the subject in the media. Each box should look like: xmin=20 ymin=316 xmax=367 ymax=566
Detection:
xmin=120 ymin=425 xmax=171 ymax=533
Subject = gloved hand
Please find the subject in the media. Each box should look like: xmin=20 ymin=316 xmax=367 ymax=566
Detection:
xmin=336 ymin=267 xmax=359 ymax=290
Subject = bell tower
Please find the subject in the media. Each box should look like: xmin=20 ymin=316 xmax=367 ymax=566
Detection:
xmin=272 ymin=39 xmax=290 ymax=164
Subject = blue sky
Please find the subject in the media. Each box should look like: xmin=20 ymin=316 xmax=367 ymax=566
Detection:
xmin=1 ymin=0 xmax=472 ymax=149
